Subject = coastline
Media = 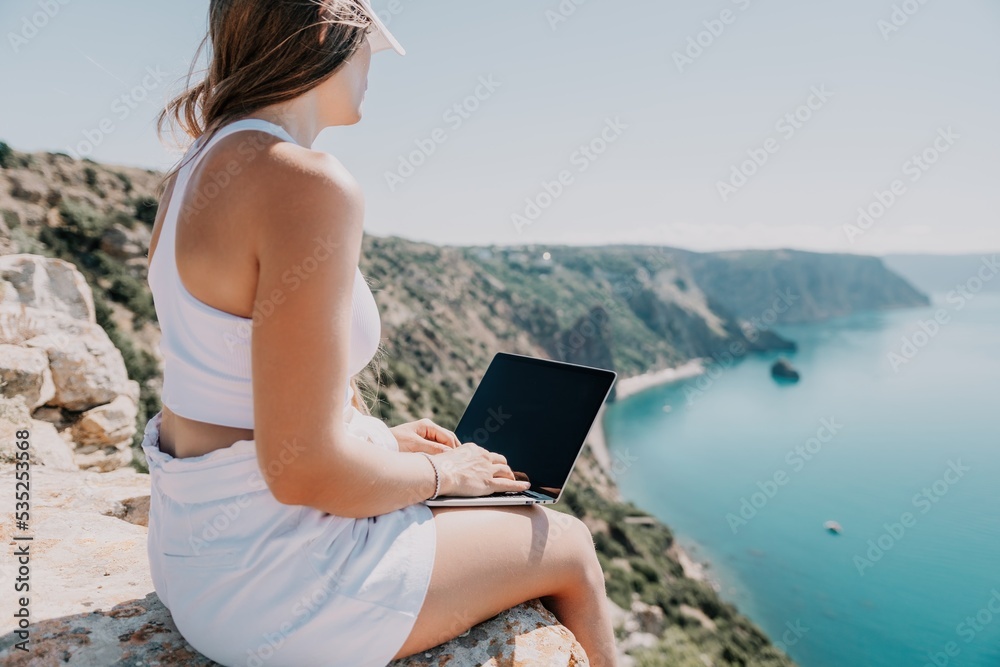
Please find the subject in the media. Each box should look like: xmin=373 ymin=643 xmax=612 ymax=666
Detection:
xmin=613 ymin=358 xmax=705 ymax=401
xmin=595 ymin=358 xmax=719 ymax=590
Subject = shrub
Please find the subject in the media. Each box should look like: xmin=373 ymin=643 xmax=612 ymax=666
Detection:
xmin=133 ymin=195 xmax=158 ymax=226
xmin=115 ymin=171 xmax=133 ymax=193
xmin=0 ymin=141 xmax=12 ymax=169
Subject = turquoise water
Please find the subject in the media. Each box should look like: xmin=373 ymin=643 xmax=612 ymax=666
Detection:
xmin=604 ymin=293 xmax=1000 ymax=667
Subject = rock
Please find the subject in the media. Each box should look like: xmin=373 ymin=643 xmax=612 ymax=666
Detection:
xmin=391 ymin=600 xmax=588 ymax=667
xmin=618 ymin=631 xmax=659 ymax=654
xmin=0 ymin=344 xmax=55 ymax=408
xmin=0 ymin=397 xmax=76 ymax=470
xmin=21 ymin=421 xmax=78 ymax=471
xmin=0 ymin=593 xmax=215 ymax=667
xmin=70 ymin=395 xmax=138 ymax=471
xmin=0 ymin=594 xmax=584 ymax=667
xmin=679 ymin=604 xmax=718 ymax=632
xmin=17 ymin=307 xmax=131 ymax=411
xmin=124 ymin=379 xmax=141 ymax=406
xmin=72 ymin=395 xmax=138 ymax=446
xmin=630 ymin=600 xmax=666 ymax=637
xmin=0 ymin=465 xmax=153 ymax=625
xmin=0 ymin=254 xmax=95 ymax=323
xmin=0 ymin=463 xmax=590 ymax=667
xmin=73 ymin=439 xmax=134 ymax=472
xmin=29 ymin=406 xmax=66 ymax=428
xmin=114 ymin=495 xmax=151 ymax=528
xmin=770 ymin=357 xmax=800 ymax=382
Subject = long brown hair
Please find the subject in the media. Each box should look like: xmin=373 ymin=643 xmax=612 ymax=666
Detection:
xmin=159 ymin=0 xmax=371 ymax=145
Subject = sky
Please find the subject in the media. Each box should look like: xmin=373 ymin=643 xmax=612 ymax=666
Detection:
xmin=1 ymin=0 xmax=998 ymax=255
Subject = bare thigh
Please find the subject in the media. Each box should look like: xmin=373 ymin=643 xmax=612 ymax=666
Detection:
xmin=393 ymin=503 xmax=597 ymax=659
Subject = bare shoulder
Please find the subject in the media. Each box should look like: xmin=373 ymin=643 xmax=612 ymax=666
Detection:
xmin=202 ymin=131 xmax=365 ymax=247
xmin=248 ymin=136 xmax=361 ymax=207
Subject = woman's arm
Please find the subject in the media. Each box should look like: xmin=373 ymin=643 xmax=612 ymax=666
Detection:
xmin=249 ymin=145 xmax=439 ymax=517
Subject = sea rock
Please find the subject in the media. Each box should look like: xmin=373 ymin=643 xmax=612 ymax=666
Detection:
xmin=72 ymin=395 xmax=138 ymax=447
xmin=0 ymin=344 xmax=55 ymax=409
xmin=770 ymin=357 xmax=800 ymax=382
xmin=0 ymin=254 xmax=95 ymax=323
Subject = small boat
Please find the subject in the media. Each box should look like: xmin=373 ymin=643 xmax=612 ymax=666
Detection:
xmin=824 ymin=520 xmax=842 ymax=535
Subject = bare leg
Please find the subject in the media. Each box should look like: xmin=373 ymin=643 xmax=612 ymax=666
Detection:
xmin=393 ymin=504 xmax=617 ymax=666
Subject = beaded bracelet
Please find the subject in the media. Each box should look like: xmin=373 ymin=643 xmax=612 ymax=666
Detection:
xmin=419 ymin=452 xmax=441 ymax=500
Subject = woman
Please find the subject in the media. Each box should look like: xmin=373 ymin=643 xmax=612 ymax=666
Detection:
xmin=143 ymin=1 xmax=616 ymax=665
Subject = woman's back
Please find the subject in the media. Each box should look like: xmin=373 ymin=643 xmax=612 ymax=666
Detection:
xmin=147 ymin=119 xmax=379 ymax=457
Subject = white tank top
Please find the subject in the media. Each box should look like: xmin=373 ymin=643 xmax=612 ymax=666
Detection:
xmin=148 ymin=119 xmax=381 ymax=429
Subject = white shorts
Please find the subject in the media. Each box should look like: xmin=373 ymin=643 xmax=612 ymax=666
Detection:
xmin=141 ymin=407 xmax=437 ymax=667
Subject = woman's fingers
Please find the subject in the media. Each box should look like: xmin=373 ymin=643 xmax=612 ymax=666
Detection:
xmin=420 ymin=419 xmax=461 ymax=448
xmin=489 ymin=477 xmax=533 ymax=493
xmin=492 ymin=463 xmax=516 ymax=480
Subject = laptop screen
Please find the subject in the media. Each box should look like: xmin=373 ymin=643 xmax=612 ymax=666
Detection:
xmin=453 ymin=353 xmax=617 ymax=499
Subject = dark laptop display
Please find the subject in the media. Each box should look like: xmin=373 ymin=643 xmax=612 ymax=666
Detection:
xmin=452 ymin=353 xmax=617 ymax=499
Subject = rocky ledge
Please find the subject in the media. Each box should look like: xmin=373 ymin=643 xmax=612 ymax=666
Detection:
xmin=0 ymin=438 xmax=588 ymax=666
xmin=0 ymin=256 xmax=590 ymax=666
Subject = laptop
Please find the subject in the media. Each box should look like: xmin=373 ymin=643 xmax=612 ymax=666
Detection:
xmin=424 ymin=352 xmax=617 ymax=507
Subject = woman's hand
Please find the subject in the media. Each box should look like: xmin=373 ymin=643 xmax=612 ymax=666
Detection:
xmin=390 ymin=418 xmax=461 ymax=454
xmin=433 ymin=443 xmax=533 ymax=497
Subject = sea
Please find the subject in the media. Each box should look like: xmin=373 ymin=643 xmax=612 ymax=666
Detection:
xmin=604 ymin=292 xmax=1000 ymax=667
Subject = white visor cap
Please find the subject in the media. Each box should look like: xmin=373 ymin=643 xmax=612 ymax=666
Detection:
xmin=357 ymin=0 xmax=406 ymax=55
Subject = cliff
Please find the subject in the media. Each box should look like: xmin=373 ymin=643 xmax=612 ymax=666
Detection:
xmin=682 ymin=248 xmax=930 ymax=324
xmin=0 ymin=141 xmax=927 ymax=665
